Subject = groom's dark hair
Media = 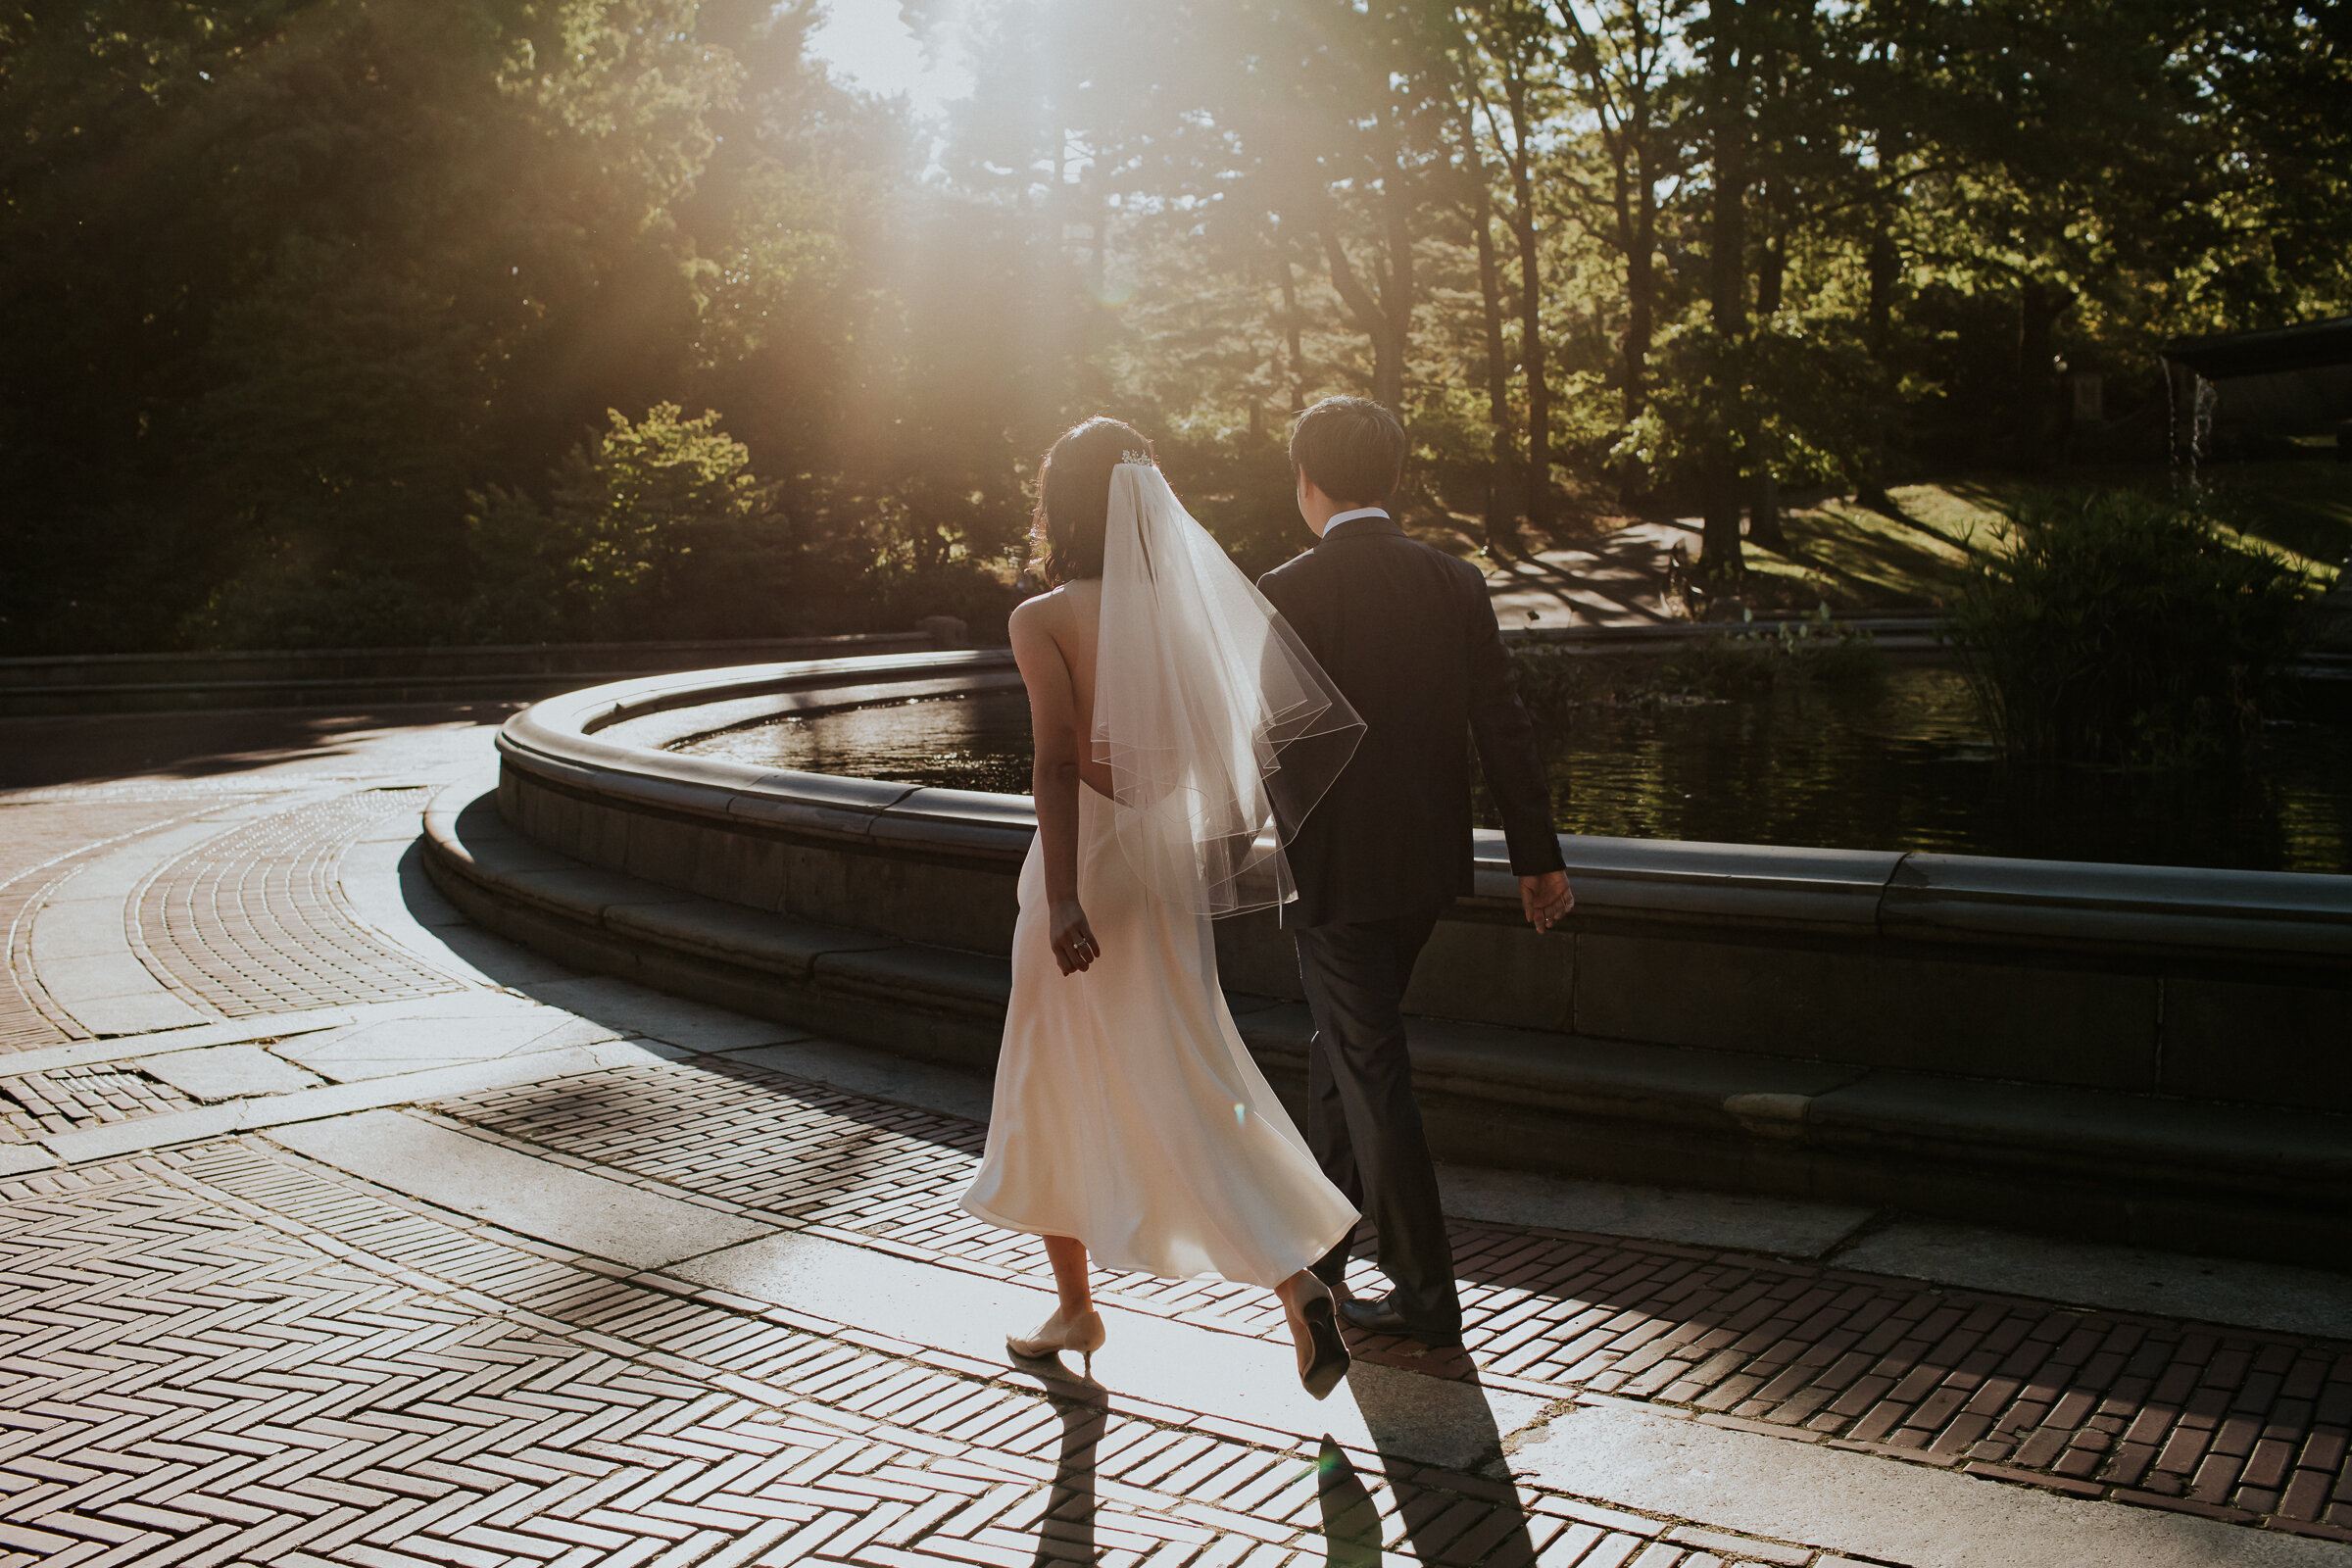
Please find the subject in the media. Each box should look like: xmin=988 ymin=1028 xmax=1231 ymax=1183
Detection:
xmin=1033 ymin=416 xmax=1153 ymax=585
xmin=1290 ymin=396 xmax=1405 ymax=507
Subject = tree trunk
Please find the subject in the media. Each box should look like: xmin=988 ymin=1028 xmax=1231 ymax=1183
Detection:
xmin=1618 ymin=128 xmax=1659 ymax=505
xmin=1318 ymin=222 xmax=1399 ymax=413
xmin=1624 ymin=149 xmax=1656 ymax=424
xmin=1465 ymin=123 xmax=1518 ymax=558
xmin=1865 ymin=226 xmax=1898 ymax=361
xmin=1755 ymin=232 xmax=1786 ymax=318
xmin=2014 ymin=280 xmax=2070 ymax=471
xmin=1701 ymin=0 xmax=1750 ymax=581
xmin=1855 ymin=220 xmax=1899 ymax=510
xmin=1748 ymin=471 xmax=1787 ymax=553
xmin=1503 ymin=65 xmax=1548 ymax=539
xmin=1747 ymin=190 xmax=1788 ymax=552
xmin=1316 ymin=172 xmax=1412 ymax=416
xmin=1276 ymin=219 xmax=1307 ymax=411
xmin=1379 ymin=155 xmax=1415 ymax=414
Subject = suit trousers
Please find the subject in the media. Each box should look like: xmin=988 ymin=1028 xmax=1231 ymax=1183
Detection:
xmin=1294 ymin=907 xmax=1458 ymax=1331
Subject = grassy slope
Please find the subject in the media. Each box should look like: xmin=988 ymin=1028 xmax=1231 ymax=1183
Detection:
xmin=1742 ymin=461 xmax=2352 ymax=612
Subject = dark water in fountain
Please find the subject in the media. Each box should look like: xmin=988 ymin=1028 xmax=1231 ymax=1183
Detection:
xmin=673 ymin=668 xmax=2352 ymax=872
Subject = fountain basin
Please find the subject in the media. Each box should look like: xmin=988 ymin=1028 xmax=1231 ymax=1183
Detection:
xmin=423 ymin=651 xmax=2352 ymax=1265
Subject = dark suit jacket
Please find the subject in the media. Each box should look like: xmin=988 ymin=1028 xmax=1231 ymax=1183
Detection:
xmin=1257 ymin=515 xmax=1565 ymax=927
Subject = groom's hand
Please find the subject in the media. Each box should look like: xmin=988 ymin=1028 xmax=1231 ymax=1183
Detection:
xmin=1050 ymin=900 xmax=1101 ymax=975
xmin=1520 ymin=871 xmax=1574 ymax=934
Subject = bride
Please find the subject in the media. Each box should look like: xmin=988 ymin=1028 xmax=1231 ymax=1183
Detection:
xmin=959 ymin=416 xmax=1364 ymax=1399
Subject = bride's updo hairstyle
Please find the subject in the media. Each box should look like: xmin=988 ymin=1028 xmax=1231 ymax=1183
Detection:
xmin=1033 ymin=416 xmax=1155 ymax=586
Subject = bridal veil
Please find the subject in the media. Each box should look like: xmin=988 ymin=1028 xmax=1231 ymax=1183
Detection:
xmin=1090 ymin=458 xmax=1364 ymax=915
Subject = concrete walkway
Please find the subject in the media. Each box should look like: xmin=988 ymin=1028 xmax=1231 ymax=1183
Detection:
xmin=1482 ymin=520 xmax=1700 ymax=631
xmin=1 ymin=708 xmax=2348 ymax=1568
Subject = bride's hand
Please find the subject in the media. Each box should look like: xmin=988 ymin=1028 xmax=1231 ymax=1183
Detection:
xmin=1050 ymin=901 xmax=1101 ymax=975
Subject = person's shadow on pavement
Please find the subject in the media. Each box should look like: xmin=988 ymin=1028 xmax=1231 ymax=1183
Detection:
xmin=1318 ymin=1359 xmax=1537 ymax=1567
xmin=1033 ymin=1396 xmax=1106 ymax=1565
xmin=1315 ymin=1438 xmax=1384 ymax=1567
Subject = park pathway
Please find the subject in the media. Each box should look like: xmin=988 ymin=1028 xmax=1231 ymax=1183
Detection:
xmin=1479 ymin=520 xmax=1699 ymax=632
xmin=0 ymin=706 xmax=2347 ymax=1568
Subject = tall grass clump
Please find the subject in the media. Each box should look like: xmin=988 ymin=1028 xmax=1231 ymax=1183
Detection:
xmin=1666 ymin=607 xmax=1884 ymax=697
xmin=1949 ymin=490 xmax=2309 ymax=765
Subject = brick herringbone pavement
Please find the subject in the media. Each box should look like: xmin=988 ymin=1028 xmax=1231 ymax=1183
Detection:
xmin=134 ymin=789 xmax=463 ymax=1017
xmin=0 ymin=794 xmax=269 ymax=1054
xmin=437 ymin=1058 xmax=2352 ymax=1542
xmin=0 ymin=1144 xmax=1838 ymax=1568
xmin=3 ymin=741 xmax=2342 ymax=1558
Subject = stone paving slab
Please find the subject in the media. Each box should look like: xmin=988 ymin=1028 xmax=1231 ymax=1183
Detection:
xmin=0 ymin=1007 xmax=353 ymax=1077
xmin=270 ymin=1107 xmax=775 ymax=1268
xmin=276 ymin=989 xmax=628 ymax=1082
xmin=668 ymin=1222 xmax=1552 ymax=1471
xmin=136 ymin=1041 xmax=324 ymax=1099
xmin=1433 ymin=1167 xmax=1872 ymax=1259
xmin=1836 ymin=1225 xmax=2352 ymax=1345
xmin=516 ymin=975 xmax=813 ymax=1054
xmin=28 ymin=956 xmax=209 ymax=1036
xmin=25 ymin=1036 xmax=692 ymax=1166
xmin=1512 ymin=1396 xmax=2349 ymax=1568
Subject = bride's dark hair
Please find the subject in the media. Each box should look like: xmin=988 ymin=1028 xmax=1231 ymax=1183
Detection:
xmin=1032 ymin=416 xmax=1154 ymax=586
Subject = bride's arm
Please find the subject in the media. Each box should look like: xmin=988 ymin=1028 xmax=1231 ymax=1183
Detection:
xmin=1009 ymin=596 xmax=1102 ymax=976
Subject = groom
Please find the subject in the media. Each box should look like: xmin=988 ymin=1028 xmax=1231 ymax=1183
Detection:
xmin=1258 ymin=396 xmax=1573 ymax=1348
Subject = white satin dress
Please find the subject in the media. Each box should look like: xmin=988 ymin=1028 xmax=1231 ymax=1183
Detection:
xmin=959 ymin=787 xmax=1359 ymax=1288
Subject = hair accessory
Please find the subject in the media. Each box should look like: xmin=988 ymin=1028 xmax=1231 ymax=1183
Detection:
xmin=1120 ymin=449 xmax=1152 ymax=466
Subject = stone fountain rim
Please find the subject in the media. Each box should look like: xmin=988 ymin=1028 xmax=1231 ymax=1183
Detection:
xmin=496 ymin=652 xmax=2352 ymax=964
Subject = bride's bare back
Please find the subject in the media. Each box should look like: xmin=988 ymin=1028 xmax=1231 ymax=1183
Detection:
xmin=1009 ymin=577 xmax=1114 ymax=803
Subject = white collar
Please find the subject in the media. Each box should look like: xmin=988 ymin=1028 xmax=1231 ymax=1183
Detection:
xmin=1320 ymin=507 xmax=1392 ymax=539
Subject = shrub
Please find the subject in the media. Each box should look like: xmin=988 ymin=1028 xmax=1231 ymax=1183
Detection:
xmin=1663 ymin=608 xmax=1883 ymax=697
xmin=179 ymin=560 xmax=449 ymax=650
xmin=466 ymin=404 xmax=788 ymax=642
xmin=1663 ymin=631 xmax=1784 ymax=698
xmin=1507 ymin=607 xmax=1881 ymax=715
xmin=1948 ymin=490 xmax=2309 ymax=765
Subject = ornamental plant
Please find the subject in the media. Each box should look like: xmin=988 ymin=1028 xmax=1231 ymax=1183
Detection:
xmin=1949 ymin=490 xmax=2310 ymax=766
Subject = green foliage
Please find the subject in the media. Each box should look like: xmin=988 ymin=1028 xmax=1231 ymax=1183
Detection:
xmin=1949 ymin=490 xmax=2312 ymax=765
xmin=1506 ymin=644 xmax=1636 ymax=716
xmin=1621 ymin=317 xmax=1890 ymax=494
xmin=2 ymin=0 xmax=2345 ymax=655
xmin=466 ymin=404 xmax=785 ymax=641
xmin=1664 ymin=610 xmax=1886 ymax=697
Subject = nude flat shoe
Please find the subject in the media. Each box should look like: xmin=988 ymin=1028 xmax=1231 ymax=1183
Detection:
xmin=1007 ymin=1307 xmax=1106 ymax=1377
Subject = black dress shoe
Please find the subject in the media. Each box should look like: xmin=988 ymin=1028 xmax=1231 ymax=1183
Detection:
xmin=1338 ymin=1294 xmax=1462 ymax=1348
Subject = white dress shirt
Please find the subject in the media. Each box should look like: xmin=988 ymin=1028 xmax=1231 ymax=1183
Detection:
xmin=1319 ymin=507 xmax=1392 ymax=540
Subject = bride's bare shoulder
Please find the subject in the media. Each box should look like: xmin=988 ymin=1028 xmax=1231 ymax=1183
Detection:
xmin=1010 ymin=581 xmax=1101 ymax=632
xmin=1009 ymin=585 xmax=1083 ymax=660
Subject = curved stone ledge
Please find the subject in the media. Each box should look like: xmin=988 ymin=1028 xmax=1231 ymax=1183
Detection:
xmin=490 ymin=655 xmax=2352 ymax=1108
xmin=504 ymin=655 xmax=2352 ymax=962
xmin=457 ymin=641 xmax=2352 ymax=1265
xmin=423 ymin=779 xmax=2352 ymax=1267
